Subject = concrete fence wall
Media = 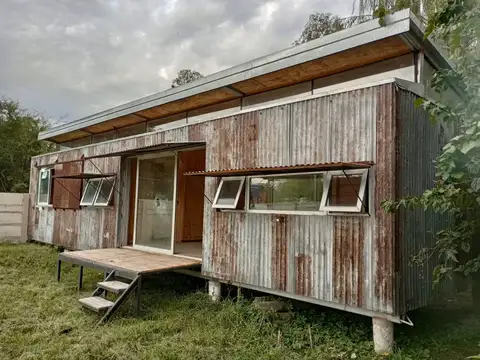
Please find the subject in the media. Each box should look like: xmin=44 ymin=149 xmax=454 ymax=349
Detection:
xmin=0 ymin=193 xmax=29 ymax=243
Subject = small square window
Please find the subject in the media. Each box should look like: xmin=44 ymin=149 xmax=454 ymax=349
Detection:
xmin=95 ymin=178 xmax=115 ymax=206
xmin=37 ymin=168 xmax=53 ymax=205
xmin=80 ymin=178 xmax=115 ymax=207
xmin=213 ymin=177 xmax=245 ymax=209
xmin=80 ymin=179 xmax=101 ymax=206
xmin=320 ymin=169 xmax=368 ymax=213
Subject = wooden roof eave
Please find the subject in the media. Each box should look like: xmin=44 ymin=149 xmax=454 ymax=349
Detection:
xmin=38 ymin=9 xmax=450 ymax=144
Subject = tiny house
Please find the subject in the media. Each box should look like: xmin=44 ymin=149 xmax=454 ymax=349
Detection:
xmin=29 ymin=10 xmax=457 ymax=353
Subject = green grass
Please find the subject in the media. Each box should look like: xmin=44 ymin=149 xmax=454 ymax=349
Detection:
xmin=0 ymin=243 xmax=479 ymax=360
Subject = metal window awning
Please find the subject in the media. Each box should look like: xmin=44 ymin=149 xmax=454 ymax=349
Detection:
xmin=53 ymin=173 xmax=116 ymax=180
xmin=83 ymin=142 xmax=205 ymax=159
xmin=185 ymin=161 xmax=374 ymax=177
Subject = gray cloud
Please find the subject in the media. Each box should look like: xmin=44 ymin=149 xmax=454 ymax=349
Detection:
xmin=0 ymin=0 xmax=351 ymax=124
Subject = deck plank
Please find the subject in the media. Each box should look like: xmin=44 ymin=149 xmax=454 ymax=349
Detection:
xmin=59 ymin=248 xmax=201 ymax=275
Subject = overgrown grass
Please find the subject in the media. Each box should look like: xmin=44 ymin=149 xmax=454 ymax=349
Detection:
xmin=0 ymin=243 xmax=479 ymax=360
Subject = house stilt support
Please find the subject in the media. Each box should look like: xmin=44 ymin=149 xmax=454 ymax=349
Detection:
xmin=372 ymin=317 xmax=394 ymax=354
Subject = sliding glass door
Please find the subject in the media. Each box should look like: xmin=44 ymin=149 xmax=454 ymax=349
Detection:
xmin=134 ymin=153 xmax=176 ymax=252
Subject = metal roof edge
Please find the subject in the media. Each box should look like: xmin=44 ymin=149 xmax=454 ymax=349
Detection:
xmin=38 ymin=10 xmax=415 ymax=142
xmin=394 ymin=78 xmax=425 ymax=97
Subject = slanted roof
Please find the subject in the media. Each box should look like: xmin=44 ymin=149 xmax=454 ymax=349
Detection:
xmin=39 ymin=9 xmax=451 ymax=144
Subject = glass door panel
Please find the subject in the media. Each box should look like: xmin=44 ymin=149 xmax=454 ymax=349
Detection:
xmin=135 ymin=154 xmax=176 ymax=251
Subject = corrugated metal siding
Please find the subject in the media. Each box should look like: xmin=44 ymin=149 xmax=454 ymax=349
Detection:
xmin=29 ymin=125 xmax=200 ymax=250
xmin=29 ymin=83 xmax=401 ymax=316
xmin=396 ymin=89 xmax=453 ymax=312
xmin=373 ymin=84 xmax=396 ymax=314
xmin=203 ymin=83 xmax=397 ymax=315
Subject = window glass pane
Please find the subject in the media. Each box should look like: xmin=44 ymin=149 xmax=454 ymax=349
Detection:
xmin=249 ymin=174 xmax=323 ymax=211
xmin=38 ymin=169 xmax=51 ymax=204
xmin=95 ymin=178 xmax=114 ymax=204
xmin=82 ymin=180 xmax=100 ymax=204
xmin=328 ymin=174 xmax=362 ymax=206
xmin=216 ymin=179 xmax=242 ymax=205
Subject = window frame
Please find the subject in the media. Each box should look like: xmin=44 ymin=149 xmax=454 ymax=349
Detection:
xmin=80 ymin=177 xmax=115 ymax=207
xmin=319 ymin=169 xmax=369 ymax=213
xmin=93 ymin=178 xmax=116 ymax=206
xmin=245 ymin=171 xmax=327 ymax=215
xmin=80 ymin=179 xmax=102 ymax=206
xmin=37 ymin=167 xmax=53 ymax=206
xmin=212 ymin=176 xmax=246 ymax=209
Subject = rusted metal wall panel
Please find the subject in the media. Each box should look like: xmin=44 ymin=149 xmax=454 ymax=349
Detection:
xmin=396 ymin=89 xmax=454 ymax=312
xmin=330 ymin=87 xmax=376 ymax=162
xmin=291 ymin=97 xmax=331 ymax=164
xmin=29 ymin=83 xmax=401 ymax=316
xmin=372 ymin=84 xmax=396 ymax=314
xmin=30 ymin=119 xmax=205 ymax=249
xmin=203 ymin=84 xmax=397 ymax=315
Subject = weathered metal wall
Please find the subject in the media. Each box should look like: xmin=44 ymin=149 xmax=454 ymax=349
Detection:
xmin=28 ymin=127 xmax=204 ymax=250
xmin=203 ymin=83 xmax=397 ymax=315
xmin=29 ymin=83 xmax=398 ymax=316
xmin=28 ymin=156 xmax=120 ymax=249
xmin=396 ymin=89 xmax=454 ymax=312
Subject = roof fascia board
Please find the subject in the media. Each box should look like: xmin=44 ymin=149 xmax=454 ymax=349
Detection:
xmin=39 ymin=10 xmax=414 ymax=141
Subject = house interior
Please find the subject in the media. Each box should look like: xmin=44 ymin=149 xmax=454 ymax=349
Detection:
xmin=126 ymin=147 xmax=206 ymax=259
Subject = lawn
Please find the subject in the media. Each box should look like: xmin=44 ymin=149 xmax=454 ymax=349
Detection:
xmin=0 ymin=243 xmax=479 ymax=360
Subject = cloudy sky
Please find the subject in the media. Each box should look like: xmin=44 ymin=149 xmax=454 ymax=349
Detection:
xmin=1 ymin=0 xmax=352 ymax=125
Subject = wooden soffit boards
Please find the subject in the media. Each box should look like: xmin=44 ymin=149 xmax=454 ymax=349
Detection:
xmin=230 ymin=36 xmax=412 ymax=95
xmin=47 ymin=36 xmax=411 ymax=144
xmin=135 ymin=87 xmax=239 ymax=119
xmin=84 ymin=114 xmax=146 ymax=134
xmin=52 ymin=130 xmax=92 ymax=143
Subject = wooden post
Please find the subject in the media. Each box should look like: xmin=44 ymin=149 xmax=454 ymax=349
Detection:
xmin=78 ymin=266 xmax=83 ymax=290
xmin=57 ymin=259 xmax=62 ymax=282
xmin=136 ymin=275 xmax=142 ymax=316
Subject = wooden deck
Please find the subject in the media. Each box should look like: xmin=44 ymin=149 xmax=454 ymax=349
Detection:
xmin=58 ymin=248 xmax=201 ymax=278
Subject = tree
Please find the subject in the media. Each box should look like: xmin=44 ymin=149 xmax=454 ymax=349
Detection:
xmin=0 ymin=99 xmax=55 ymax=193
xmin=293 ymin=13 xmax=346 ymax=45
xmin=358 ymin=0 xmax=447 ymax=24
xmin=171 ymin=69 xmax=204 ymax=88
xmin=293 ymin=0 xmax=447 ymax=46
xmin=381 ymin=0 xmax=480 ymax=293
xmin=293 ymin=12 xmax=372 ymax=45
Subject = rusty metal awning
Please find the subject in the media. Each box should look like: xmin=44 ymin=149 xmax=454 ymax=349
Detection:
xmin=84 ymin=142 xmax=205 ymax=159
xmin=53 ymin=172 xmax=116 ymax=180
xmin=185 ymin=161 xmax=374 ymax=177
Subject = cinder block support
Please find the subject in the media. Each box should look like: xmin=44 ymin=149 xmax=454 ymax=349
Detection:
xmin=208 ymin=280 xmax=222 ymax=302
xmin=372 ymin=317 xmax=394 ymax=354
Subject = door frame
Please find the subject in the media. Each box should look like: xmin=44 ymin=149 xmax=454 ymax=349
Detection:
xmin=132 ymin=151 xmax=178 ymax=255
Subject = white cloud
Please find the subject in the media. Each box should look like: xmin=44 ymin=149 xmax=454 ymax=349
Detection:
xmin=0 ymin=0 xmax=352 ymax=124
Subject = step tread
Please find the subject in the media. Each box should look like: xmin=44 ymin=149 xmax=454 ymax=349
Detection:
xmin=97 ymin=280 xmax=130 ymax=293
xmin=79 ymin=296 xmax=114 ymax=312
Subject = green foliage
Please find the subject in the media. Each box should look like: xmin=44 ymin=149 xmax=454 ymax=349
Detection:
xmin=0 ymin=99 xmax=55 ymax=193
xmin=382 ymin=0 xmax=480 ymax=283
xmin=171 ymin=69 xmax=204 ymax=88
xmin=294 ymin=13 xmax=349 ymax=45
xmin=294 ymin=0 xmax=446 ymax=46
xmin=360 ymin=0 xmax=447 ymax=23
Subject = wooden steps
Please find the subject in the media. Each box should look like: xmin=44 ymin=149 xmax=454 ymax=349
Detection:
xmin=79 ymin=296 xmax=114 ymax=312
xmin=97 ymin=280 xmax=130 ymax=294
xmin=76 ymin=270 xmax=142 ymax=325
